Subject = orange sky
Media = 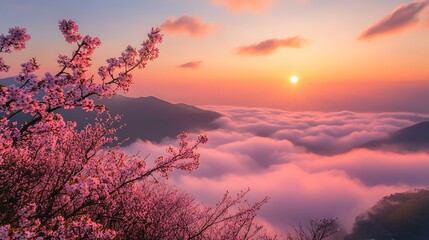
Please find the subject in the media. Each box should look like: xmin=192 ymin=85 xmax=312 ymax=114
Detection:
xmin=1 ymin=0 xmax=429 ymax=110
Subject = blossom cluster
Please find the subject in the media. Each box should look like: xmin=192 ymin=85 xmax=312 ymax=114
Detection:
xmin=0 ymin=20 xmax=273 ymax=239
xmin=0 ymin=27 xmax=31 ymax=72
xmin=0 ymin=19 xmax=162 ymax=153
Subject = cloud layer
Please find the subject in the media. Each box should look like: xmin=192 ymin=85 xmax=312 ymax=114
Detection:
xmin=124 ymin=107 xmax=429 ymax=236
xmin=211 ymin=0 xmax=272 ymax=12
xmin=178 ymin=61 xmax=203 ymax=69
xmin=160 ymin=15 xmax=217 ymax=37
xmin=359 ymin=1 xmax=429 ymax=40
xmin=238 ymin=36 xmax=307 ymax=55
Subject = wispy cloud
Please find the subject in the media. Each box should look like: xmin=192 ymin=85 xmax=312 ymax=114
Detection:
xmin=160 ymin=15 xmax=217 ymax=37
xmin=238 ymin=36 xmax=308 ymax=55
xmin=211 ymin=0 xmax=272 ymax=12
xmin=359 ymin=1 xmax=429 ymax=40
xmin=178 ymin=61 xmax=203 ymax=69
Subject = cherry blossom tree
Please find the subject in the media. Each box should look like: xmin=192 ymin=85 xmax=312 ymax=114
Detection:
xmin=0 ymin=20 xmax=273 ymax=239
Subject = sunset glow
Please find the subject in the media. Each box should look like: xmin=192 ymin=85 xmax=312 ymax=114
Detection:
xmin=0 ymin=1 xmax=428 ymax=108
xmin=2 ymin=1 xmax=429 ymax=238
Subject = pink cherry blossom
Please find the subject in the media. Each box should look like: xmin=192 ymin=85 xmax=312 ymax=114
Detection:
xmin=0 ymin=27 xmax=30 ymax=53
xmin=0 ymin=27 xmax=30 ymax=73
xmin=58 ymin=19 xmax=82 ymax=44
xmin=0 ymin=19 xmax=274 ymax=239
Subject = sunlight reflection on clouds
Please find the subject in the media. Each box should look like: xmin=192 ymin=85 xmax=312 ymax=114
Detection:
xmin=123 ymin=107 xmax=429 ymax=235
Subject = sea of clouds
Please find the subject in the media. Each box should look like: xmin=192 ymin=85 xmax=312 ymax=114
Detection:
xmin=123 ymin=106 xmax=429 ymax=235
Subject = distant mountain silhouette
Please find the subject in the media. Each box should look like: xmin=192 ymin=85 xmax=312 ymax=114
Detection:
xmin=362 ymin=121 xmax=429 ymax=151
xmin=2 ymin=77 xmax=221 ymax=144
xmin=61 ymin=95 xmax=221 ymax=144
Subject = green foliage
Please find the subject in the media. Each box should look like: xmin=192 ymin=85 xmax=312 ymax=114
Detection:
xmin=347 ymin=189 xmax=429 ymax=240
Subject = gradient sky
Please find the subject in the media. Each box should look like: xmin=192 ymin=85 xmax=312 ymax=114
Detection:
xmin=1 ymin=0 xmax=429 ymax=110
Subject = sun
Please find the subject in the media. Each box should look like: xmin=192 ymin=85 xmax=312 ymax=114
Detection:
xmin=290 ymin=75 xmax=299 ymax=84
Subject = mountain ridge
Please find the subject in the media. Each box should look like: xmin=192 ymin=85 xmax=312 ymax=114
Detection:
xmin=61 ymin=95 xmax=222 ymax=144
xmin=361 ymin=120 xmax=429 ymax=151
xmin=1 ymin=77 xmax=222 ymax=144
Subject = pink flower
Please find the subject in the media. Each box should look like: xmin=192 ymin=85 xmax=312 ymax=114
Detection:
xmin=58 ymin=19 xmax=82 ymax=43
xmin=80 ymin=98 xmax=95 ymax=111
xmin=0 ymin=57 xmax=10 ymax=72
xmin=0 ymin=19 xmax=272 ymax=240
xmin=0 ymin=27 xmax=30 ymax=53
